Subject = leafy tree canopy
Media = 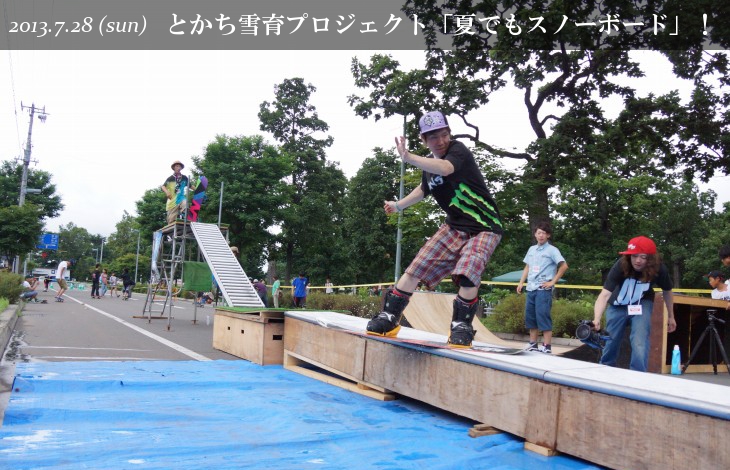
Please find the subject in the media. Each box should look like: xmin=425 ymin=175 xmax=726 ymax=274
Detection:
xmin=0 ymin=161 xmax=64 ymax=219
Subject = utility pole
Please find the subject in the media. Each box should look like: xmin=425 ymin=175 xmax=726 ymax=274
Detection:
xmin=18 ymin=103 xmax=48 ymax=206
xmin=15 ymin=103 xmax=48 ymax=273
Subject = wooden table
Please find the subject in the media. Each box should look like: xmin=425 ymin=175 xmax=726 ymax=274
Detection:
xmin=650 ymin=294 xmax=730 ymax=373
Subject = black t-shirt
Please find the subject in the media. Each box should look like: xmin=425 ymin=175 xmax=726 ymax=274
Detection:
xmin=420 ymin=140 xmax=503 ymax=235
xmin=603 ymin=259 xmax=673 ymax=305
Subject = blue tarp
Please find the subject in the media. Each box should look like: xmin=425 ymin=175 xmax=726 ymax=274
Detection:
xmin=0 ymin=361 xmax=602 ymax=469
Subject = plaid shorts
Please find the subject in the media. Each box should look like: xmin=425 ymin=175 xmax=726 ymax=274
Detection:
xmin=404 ymin=224 xmax=501 ymax=290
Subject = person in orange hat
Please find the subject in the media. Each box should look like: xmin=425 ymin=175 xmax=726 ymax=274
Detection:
xmin=161 ymin=160 xmax=189 ymax=225
xmin=592 ymin=236 xmax=675 ymax=372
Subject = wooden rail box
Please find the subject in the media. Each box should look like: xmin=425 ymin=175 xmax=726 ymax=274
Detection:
xmin=213 ymin=311 xmax=285 ymax=365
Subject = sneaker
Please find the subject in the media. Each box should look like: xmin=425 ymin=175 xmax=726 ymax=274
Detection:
xmin=527 ymin=342 xmax=540 ymax=351
xmin=539 ymin=344 xmax=552 ymax=354
xmin=448 ymin=322 xmax=475 ymax=348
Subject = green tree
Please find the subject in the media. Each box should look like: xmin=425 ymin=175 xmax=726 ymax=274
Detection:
xmin=107 ymin=253 xmax=151 ymax=284
xmin=289 ymin=160 xmax=349 ymax=284
xmin=0 ymin=204 xmax=43 ymax=270
xmin=350 ymin=2 xmax=728 ymax=229
xmin=135 ymin=188 xmax=166 ymax=242
xmin=259 ymin=78 xmax=341 ymax=280
xmin=193 ymin=134 xmax=292 ymax=274
xmin=0 ymin=161 xmax=64 ymax=219
xmin=105 ymin=212 xmax=142 ymax=261
xmin=678 ymin=201 xmax=730 ymax=288
xmin=344 ymin=148 xmax=418 ymax=284
xmin=56 ymin=223 xmax=98 ymax=281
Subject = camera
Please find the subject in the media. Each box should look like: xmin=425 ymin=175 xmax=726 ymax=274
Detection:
xmin=576 ymin=320 xmax=610 ymax=350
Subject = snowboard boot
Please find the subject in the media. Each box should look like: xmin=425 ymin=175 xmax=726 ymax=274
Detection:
xmin=366 ymin=289 xmax=410 ymax=337
xmin=448 ymin=297 xmax=479 ymax=348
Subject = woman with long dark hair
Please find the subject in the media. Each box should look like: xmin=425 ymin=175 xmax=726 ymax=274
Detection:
xmin=592 ymin=236 xmax=675 ymax=372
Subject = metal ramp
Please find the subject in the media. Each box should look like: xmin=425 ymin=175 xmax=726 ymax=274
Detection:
xmin=189 ymin=222 xmax=263 ymax=307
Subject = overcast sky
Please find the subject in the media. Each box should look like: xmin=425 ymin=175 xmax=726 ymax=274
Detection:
xmin=1 ymin=50 xmax=727 ymax=237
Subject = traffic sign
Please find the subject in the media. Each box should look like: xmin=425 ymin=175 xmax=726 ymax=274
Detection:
xmin=37 ymin=233 xmax=59 ymax=250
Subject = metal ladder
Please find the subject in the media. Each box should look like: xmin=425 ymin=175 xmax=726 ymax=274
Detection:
xmin=189 ymin=222 xmax=263 ymax=307
xmin=140 ymin=221 xmax=189 ymax=329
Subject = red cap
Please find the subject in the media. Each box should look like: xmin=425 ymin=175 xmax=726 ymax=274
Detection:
xmin=619 ymin=236 xmax=657 ymax=255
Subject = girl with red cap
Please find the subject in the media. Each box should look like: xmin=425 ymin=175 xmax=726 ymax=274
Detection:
xmin=592 ymin=236 xmax=675 ymax=372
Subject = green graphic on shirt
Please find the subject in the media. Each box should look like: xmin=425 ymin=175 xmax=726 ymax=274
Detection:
xmin=451 ymin=184 xmax=502 ymax=229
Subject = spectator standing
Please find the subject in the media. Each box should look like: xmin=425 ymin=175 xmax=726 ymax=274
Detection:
xmin=707 ymin=271 xmax=730 ymax=311
xmin=272 ymin=276 xmax=281 ymax=308
xmin=91 ymin=264 xmax=101 ymax=299
xmin=516 ymin=221 xmax=569 ymax=354
xmin=254 ymin=279 xmax=268 ymax=307
xmin=109 ymin=273 xmax=119 ymax=298
xmin=121 ymin=268 xmax=134 ymax=300
xmin=292 ymin=273 xmax=309 ymax=308
xmin=100 ymin=269 xmax=109 ymax=297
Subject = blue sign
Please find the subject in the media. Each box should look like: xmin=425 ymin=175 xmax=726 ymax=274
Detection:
xmin=37 ymin=233 xmax=59 ymax=250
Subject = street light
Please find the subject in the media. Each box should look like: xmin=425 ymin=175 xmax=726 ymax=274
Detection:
xmin=394 ymin=113 xmax=406 ymax=282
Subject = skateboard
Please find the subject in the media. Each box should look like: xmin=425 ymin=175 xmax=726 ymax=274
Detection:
xmin=316 ymin=319 xmax=528 ymax=355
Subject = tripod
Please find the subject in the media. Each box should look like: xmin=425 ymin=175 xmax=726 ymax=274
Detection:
xmin=681 ymin=309 xmax=730 ymax=376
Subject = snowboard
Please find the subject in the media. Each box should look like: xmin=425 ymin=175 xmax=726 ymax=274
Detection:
xmin=316 ymin=319 xmax=528 ymax=355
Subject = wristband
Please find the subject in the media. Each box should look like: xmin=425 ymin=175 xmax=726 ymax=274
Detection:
xmin=395 ymin=201 xmax=402 ymax=212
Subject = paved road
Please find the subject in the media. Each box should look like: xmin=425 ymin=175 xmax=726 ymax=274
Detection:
xmin=3 ymin=288 xmax=239 ymax=363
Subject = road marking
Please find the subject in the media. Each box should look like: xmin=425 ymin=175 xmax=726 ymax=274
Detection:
xmin=29 ymin=356 xmax=172 ymax=361
xmin=21 ymin=346 xmax=153 ymax=351
xmin=64 ymin=296 xmax=211 ymax=361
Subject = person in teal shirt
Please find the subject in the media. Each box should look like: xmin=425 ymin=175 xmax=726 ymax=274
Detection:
xmin=271 ymin=276 xmax=281 ymax=308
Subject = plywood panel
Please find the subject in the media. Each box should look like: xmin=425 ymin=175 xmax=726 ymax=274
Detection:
xmin=362 ymin=338 xmax=532 ymax=436
xmin=284 ymin=317 xmax=368 ymax=381
xmin=404 ymin=292 xmax=510 ymax=345
xmin=556 ymin=387 xmax=730 ymax=470
xmin=212 ymin=312 xmax=284 ymax=365
xmin=285 ymin=311 xmax=730 ymax=470
xmin=524 ymin=381 xmax=561 ymax=450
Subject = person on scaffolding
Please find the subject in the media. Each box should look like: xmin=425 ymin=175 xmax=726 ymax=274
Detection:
xmin=366 ymin=111 xmax=503 ymax=348
xmin=161 ymin=160 xmax=189 ymax=225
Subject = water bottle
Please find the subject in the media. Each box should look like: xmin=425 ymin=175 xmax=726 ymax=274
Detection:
xmin=671 ymin=345 xmax=682 ymax=375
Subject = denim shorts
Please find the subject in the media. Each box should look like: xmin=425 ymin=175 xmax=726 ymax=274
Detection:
xmin=524 ymin=289 xmax=553 ymax=331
